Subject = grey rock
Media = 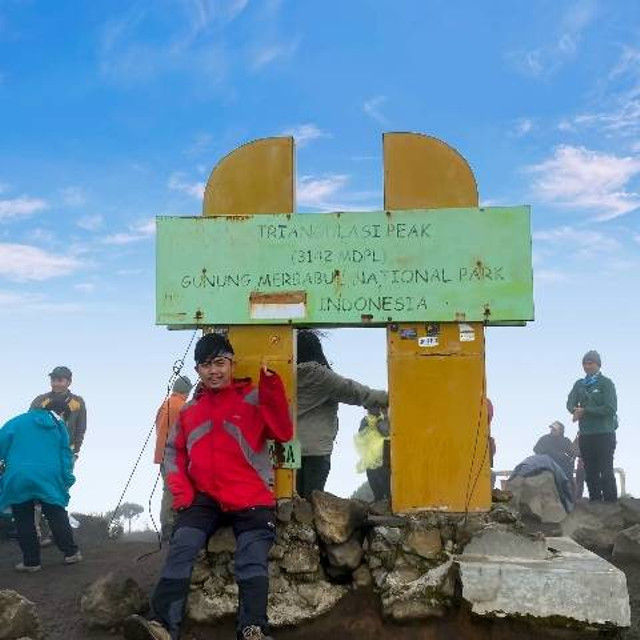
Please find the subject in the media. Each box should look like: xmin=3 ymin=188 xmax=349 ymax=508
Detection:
xmin=280 ymin=544 xmax=320 ymax=574
xmin=276 ymin=499 xmax=293 ymax=523
xmin=561 ymin=500 xmax=626 ymax=554
xmin=207 ymin=526 xmax=236 ymax=554
xmin=352 ymin=564 xmax=373 ymax=588
xmin=292 ymin=498 xmax=314 ymax=525
xmin=458 ymin=536 xmax=630 ymax=627
xmin=0 ymin=590 xmax=42 ymax=640
xmin=403 ymin=526 xmax=442 ymax=560
xmin=80 ymin=573 xmax=148 ymax=630
xmin=311 ymin=491 xmax=367 ymax=544
xmin=619 ymin=496 xmax=640 ymax=527
xmin=267 ymin=582 xmax=347 ymax=627
xmin=506 ymin=472 xmax=567 ymax=523
xmin=190 ymin=551 xmax=211 ymax=585
xmin=462 ymin=526 xmax=548 ymax=560
xmin=268 ymin=544 xmax=285 ymax=560
xmin=613 ymin=524 xmax=640 ymax=560
xmin=326 ymin=537 xmax=363 ymax=570
xmin=492 ymin=488 xmax=513 ymax=503
xmin=381 ymin=558 xmax=455 ymax=621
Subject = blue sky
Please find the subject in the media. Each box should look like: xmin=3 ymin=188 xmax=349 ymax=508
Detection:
xmin=1 ymin=0 xmax=640 ymax=522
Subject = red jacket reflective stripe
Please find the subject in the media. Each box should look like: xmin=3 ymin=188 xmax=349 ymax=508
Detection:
xmin=165 ymin=370 xmax=293 ymax=512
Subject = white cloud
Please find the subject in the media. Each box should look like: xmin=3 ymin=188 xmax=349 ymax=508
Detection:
xmin=533 ymin=225 xmax=621 ymax=254
xmin=279 ymin=123 xmax=330 ymax=148
xmin=0 ymin=244 xmax=82 ymax=281
xmin=102 ymin=219 xmax=155 ymax=245
xmin=526 ymin=145 xmax=640 ymax=220
xmin=363 ymin=96 xmax=388 ymax=125
xmin=535 ymin=269 xmax=571 ymax=284
xmin=74 ymin=283 xmax=96 ymax=293
xmin=168 ymin=172 xmax=205 ymax=199
xmin=77 ymin=214 xmax=104 ymax=231
xmin=0 ymin=196 xmax=48 ymax=222
xmin=513 ymin=118 xmax=535 ymax=137
xmin=251 ymin=37 xmax=300 ymax=71
xmin=0 ymin=290 xmax=83 ymax=313
xmin=60 ymin=186 xmax=87 ymax=207
xmin=508 ymin=1 xmax=597 ymax=77
xmin=297 ymin=174 xmax=380 ymax=212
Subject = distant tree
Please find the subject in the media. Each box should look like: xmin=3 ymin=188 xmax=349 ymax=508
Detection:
xmin=115 ymin=502 xmax=145 ymax=534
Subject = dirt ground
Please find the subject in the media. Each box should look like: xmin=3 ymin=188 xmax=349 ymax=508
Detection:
xmin=0 ymin=537 xmax=636 ymax=640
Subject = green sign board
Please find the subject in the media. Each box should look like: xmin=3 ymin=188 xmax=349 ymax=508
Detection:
xmin=269 ymin=439 xmax=301 ymax=469
xmin=156 ymin=207 xmax=533 ymax=326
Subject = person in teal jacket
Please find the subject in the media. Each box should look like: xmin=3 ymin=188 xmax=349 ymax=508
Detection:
xmin=566 ymin=350 xmax=618 ymax=502
xmin=0 ymin=398 xmax=82 ymax=571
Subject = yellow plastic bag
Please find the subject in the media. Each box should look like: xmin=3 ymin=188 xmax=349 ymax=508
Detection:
xmin=354 ymin=414 xmax=385 ymax=473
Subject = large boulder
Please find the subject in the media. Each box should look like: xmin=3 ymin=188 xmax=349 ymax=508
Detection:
xmin=560 ymin=500 xmax=626 ymax=554
xmin=80 ymin=573 xmax=148 ymax=629
xmin=613 ymin=524 xmax=640 ymax=560
xmin=0 ymin=590 xmax=42 ymax=640
xmin=311 ymin=491 xmax=367 ymax=544
xmin=506 ymin=472 xmax=567 ymax=523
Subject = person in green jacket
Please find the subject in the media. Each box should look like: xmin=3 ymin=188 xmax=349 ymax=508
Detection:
xmin=566 ymin=350 xmax=618 ymax=502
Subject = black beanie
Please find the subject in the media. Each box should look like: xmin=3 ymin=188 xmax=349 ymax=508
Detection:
xmin=194 ymin=333 xmax=234 ymax=364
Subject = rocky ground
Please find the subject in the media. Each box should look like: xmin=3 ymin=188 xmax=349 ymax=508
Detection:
xmin=2 ymin=489 xmax=640 ymax=639
xmin=3 ymin=536 xmax=634 ymax=640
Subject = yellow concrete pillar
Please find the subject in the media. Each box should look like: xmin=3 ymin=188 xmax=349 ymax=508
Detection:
xmin=384 ymin=132 xmax=491 ymax=513
xmin=203 ymin=137 xmax=296 ymax=499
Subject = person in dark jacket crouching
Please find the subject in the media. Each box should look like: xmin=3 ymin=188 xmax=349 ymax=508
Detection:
xmin=124 ymin=332 xmax=293 ymax=640
xmin=566 ymin=350 xmax=618 ymax=503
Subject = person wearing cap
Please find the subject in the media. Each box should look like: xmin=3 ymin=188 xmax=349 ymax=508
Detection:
xmin=0 ymin=398 xmax=82 ymax=572
xmin=30 ymin=366 xmax=87 ymax=455
xmin=566 ymin=350 xmax=618 ymax=502
xmin=533 ymin=421 xmax=574 ymax=480
xmin=153 ymin=375 xmax=193 ymax=539
xmin=124 ymin=332 xmax=293 ymax=640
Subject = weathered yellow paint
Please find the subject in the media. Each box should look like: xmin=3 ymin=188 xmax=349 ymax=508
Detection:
xmin=203 ymin=137 xmax=295 ymax=216
xmin=384 ymin=132 xmax=491 ymax=513
xmin=203 ymin=137 xmax=296 ymax=499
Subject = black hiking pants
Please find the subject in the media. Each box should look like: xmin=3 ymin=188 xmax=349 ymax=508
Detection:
xmin=12 ymin=500 xmax=77 ymax=566
xmin=579 ymin=432 xmax=617 ymax=502
xmin=296 ymin=455 xmax=331 ymax=499
xmin=150 ymin=493 xmax=275 ymax=640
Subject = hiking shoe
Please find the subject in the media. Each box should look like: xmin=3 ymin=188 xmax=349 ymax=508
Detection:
xmin=123 ymin=615 xmax=171 ymax=640
xmin=15 ymin=562 xmax=42 ymax=573
xmin=64 ymin=551 xmax=83 ymax=565
xmin=240 ymin=625 xmax=274 ymax=640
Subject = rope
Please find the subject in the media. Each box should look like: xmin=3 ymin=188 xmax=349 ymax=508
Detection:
xmin=107 ymin=329 xmax=198 ymax=557
xmin=463 ymin=326 xmax=490 ymax=524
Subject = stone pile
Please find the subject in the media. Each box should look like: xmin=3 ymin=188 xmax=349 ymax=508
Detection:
xmin=187 ymin=490 xmax=522 ymax=627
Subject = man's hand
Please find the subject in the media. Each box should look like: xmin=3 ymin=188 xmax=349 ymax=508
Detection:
xmin=260 ymin=358 xmax=274 ymax=376
xmin=572 ymin=407 xmax=585 ymax=422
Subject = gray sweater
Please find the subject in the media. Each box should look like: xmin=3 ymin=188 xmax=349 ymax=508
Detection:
xmin=297 ymin=362 xmax=388 ymax=456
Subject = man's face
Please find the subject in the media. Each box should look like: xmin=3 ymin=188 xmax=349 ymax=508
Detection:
xmin=50 ymin=376 xmax=71 ymax=394
xmin=583 ymin=360 xmax=600 ymax=376
xmin=196 ymin=356 xmax=233 ymax=390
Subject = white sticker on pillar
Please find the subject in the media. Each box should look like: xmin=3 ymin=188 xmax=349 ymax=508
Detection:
xmin=459 ymin=323 xmax=475 ymax=342
xmin=419 ymin=336 xmax=438 ymax=348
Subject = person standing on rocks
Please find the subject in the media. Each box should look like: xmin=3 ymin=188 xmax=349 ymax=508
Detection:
xmin=566 ymin=350 xmax=618 ymax=502
xmin=0 ymin=398 xmax=82 ymax=572
xmin=296 ymin=330 xmax=388 ymax=500
xmin=30 ymin=366 xmax=87 ymax=456
xmin=153 ymin=375 xmax=193 ymax=539
xmin=124 ymin=332 xmax=293 ymax=640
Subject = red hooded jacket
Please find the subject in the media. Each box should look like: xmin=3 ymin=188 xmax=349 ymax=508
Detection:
xmin=165 ymin=370 xmax=293 ymax=512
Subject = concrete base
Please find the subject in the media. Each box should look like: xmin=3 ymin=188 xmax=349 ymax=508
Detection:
xmin=458 ymin=536 xmax=630 ymax=627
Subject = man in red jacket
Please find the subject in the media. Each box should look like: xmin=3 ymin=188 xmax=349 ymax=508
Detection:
xmin=124 ymin=333 xmax=293 ymax=640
